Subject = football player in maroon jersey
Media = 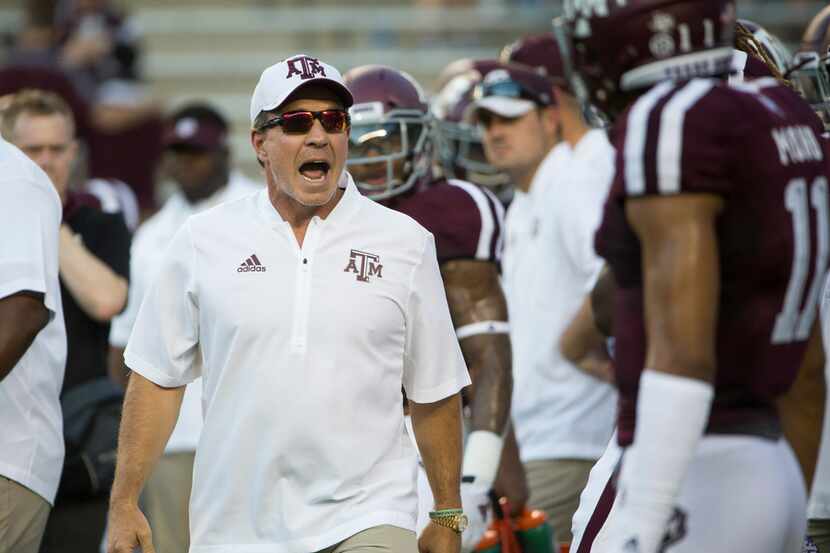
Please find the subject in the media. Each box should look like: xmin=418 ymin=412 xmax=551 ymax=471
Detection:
xmin=343 ymin=65 xmax=523 ymax=551
xmin=432 ymin=63 xmax=514 ymax=206
xmin=555 ymin=1 xmax=827 ymax=552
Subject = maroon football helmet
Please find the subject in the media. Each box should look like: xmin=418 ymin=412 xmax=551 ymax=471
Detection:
xmin=792 ymin=5 xmax=830 ymax=129
xmin=431 ymin=66 xmax=512 ymax=203
xmin=343 ymin=65 xmax=433 ymax=201
xmin=500 ymin=32 xmax=568 ymax=89
xmin=555 ymin=0 xmax=736 ymax=119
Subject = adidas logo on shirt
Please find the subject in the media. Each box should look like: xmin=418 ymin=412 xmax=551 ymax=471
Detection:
xmin=238 ymin=254 xmax=267 ymax=272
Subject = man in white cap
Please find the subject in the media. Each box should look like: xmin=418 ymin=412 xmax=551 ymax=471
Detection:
xmin=106 ymin=54 xmax=471 ymax=553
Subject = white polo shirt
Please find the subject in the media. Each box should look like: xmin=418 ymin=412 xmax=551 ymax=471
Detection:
xmin=505 ymin=130 xmax=617 ymax=463
xmin=124 ymin=173 xmax=470 ymax=553
xmin=110 ymin=171 xmax=260 ymax=453
xmin=0 ymin=138 xmax=66 ymax=505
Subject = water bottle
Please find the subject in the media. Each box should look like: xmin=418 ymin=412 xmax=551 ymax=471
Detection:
xmin=514 ymin=508 xmax=555 ymax=553
xmin=474 ymin=528 xmax=502 ymax=553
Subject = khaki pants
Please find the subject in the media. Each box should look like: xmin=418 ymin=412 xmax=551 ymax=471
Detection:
xmin=317 ymin=525 xmax=417 ymax=553
xmin=0 ymin=476 xmax=50 ymax=553
xmin=142 ymin=451 xmax=195 ymax=553
xmin=809 ymin=519 xmax=830 ymax=552
xmin=525 ymin=458 xmax=595 ymax=545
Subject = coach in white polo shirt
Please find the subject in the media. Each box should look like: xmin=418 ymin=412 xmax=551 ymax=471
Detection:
xmin=107 ymin=54 xmax=471 ymax=553
xmin=475 ymin=52 xmax=617 ymax=544
xmin=0 ymin=136 xmax=66 ymax=553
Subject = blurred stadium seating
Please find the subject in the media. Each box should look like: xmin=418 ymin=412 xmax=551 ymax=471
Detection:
xmin=0 ymin=0 xmax=826 ymax=180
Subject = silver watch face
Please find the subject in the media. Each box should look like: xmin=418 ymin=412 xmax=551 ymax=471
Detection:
xmin=457 ymin=514 xmax=469 ymax=533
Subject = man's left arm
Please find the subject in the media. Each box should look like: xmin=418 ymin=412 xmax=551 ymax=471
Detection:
xmin=59 ymin=213 xmax=130 ymax=322
xmin=612 ymin=193 xmax=723 ymax=553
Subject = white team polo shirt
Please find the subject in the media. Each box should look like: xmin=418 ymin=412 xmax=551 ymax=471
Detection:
xmin=111 ymin=171 xmax=260 ymax=453
xmin=124 ymin=173 xmax=470 ymax=553
xmin=505 ymin=130 xmax=617 ymax=462
xmin=0 ymin=138 xmax=66 ymax=505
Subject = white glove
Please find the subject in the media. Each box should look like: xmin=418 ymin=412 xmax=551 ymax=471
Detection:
xmin=460 ymin=481 xmax=492 ymax=553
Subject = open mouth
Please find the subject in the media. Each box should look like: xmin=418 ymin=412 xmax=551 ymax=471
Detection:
xmin=299 ymin=160 xmax=331 ymax=182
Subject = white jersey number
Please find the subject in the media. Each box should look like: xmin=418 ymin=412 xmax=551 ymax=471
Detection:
xmin=772 ymin=176 xmax=830 ymax=344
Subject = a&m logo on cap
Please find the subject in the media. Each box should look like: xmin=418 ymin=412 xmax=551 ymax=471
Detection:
xmin=286 ymin=55 xmax=327 ymax=81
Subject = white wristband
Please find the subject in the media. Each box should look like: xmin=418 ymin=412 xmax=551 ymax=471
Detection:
xmin=462 ymin=430 xmax=504 ymax=490
xmin=456 ymin=321 xmax=510 ymax=341
xmin=614 ymin=370 xmax=713 ymax=553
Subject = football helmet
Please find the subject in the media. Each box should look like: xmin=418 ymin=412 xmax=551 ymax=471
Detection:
xmin=554 ymin=0 xmax=736 ymax=120
xmin=343 ymin=65 xmax=433 ymax=201
xmin=432 ymin=66 xmax=512 ymax=202
xmin=500 ymin=32 xmax=563 ymax=80
xmin=791 ymin=5 xmax=830 ymax=129
xmin=734 ymin=19 xmax=793 ymax=82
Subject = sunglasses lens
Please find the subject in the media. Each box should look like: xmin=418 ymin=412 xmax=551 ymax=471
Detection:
xmin=320 ymin=110 xmax=349 ymax=133
xmin=281 ymin=111 xmax=315 ymax=133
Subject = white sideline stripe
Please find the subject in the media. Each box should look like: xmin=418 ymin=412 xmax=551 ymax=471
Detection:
xmin=481 ymin=185 xmax=506 ymax=262
xmin=448 ymin=179 xmax=496 ymax=260
xmin=624 ymin=81 xmax=675 ymax=196
xmin=657 ymin=80 xmax=715 ymax=195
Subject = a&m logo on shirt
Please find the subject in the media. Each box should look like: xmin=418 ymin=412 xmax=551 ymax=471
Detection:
xmin=286 ymin=56 xmax=326 ymax=80
xmin=344 ymin=249 xmax=383 ymax=282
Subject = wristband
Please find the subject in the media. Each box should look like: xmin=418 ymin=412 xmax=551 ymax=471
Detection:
xmin=456 ymin=321 xmax=510 ymax=340
xmin=462 ymin=430 xmax=504 ymax=489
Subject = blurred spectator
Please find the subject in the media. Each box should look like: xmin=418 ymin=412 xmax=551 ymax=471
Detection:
xmin=1 ymin=89 xmax=131 ymax=553
xmin=108 ymin=102 xmax=261 ymax=553
xmin=54 ymin=0 xmax=142 ymax=103
xmin=2 ymin=0 xmax=164 ymax=214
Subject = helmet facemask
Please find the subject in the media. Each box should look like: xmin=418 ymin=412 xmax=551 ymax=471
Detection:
xmin=347 ymin=103 xmax=432 ymax=201
xmin=790 ymin=51 xmax=830 ymax=131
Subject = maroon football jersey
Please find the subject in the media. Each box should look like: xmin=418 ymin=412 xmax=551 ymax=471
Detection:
xmin=596 ymin=78 xmax=829 ymax=446
xmin=387 ymin=178 xmax=504 ymax=264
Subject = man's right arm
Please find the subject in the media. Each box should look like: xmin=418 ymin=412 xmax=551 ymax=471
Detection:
xmin=108 ymin=372 xmax=184 ymax=553
xmin=0 ymin=292 xmax=49 ymax=381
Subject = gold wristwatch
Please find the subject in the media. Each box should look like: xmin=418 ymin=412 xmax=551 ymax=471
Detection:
xmin=428 ymin=509 xmax=468 ymax=534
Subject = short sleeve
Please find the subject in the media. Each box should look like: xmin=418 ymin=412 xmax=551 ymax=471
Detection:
xmin=402 ymin=234 xmax=471 ymax=403
xmin=617 ymin=80 xmax=733 ymax=200
xmin=124 ymin=222 xmax=200 ymax=387
xmin=0 ymin=177 xmax=61 ymax=317
xmin=108 ymin=239 xmax=145 ymax=348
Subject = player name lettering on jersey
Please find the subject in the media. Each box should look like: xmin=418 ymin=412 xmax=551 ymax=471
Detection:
xmin=772 ymin=125 xmax=824 ymax=166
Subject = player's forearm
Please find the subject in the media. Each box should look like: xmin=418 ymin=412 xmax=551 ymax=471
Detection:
xmin=462 ymin=333 xmax=512 ymax=434
xmin=410 ymin=394 xmax=464 ymax=509
xmin=110 ymin=372 xmax=184 ymax=506
xmin=0 ymin=293 xmax=49 ymax=381
xmin=59 ymin=225 xmax=128 ymax=322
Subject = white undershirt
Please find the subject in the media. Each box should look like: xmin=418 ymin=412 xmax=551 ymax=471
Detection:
xmin=124 ymin=174 xmax=470 ymax=552
xmin=0 ymin=138 xmax=66 ymax=505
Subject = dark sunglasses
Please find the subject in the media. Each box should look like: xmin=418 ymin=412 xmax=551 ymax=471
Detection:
xmin=478 ymin=79 xmax=549 ymax=106
xmin=258 ymin=109 xmax=351 ymax=134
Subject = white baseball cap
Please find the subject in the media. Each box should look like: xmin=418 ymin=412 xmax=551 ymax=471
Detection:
xmin=473 ymin=97 xmax=537 ymax=119
xmin=249 ymin=54 xmax=354 ymax=125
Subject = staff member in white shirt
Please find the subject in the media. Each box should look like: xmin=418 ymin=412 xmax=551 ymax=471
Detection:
xmin=476 ymin=53 xmax=617 ymax=545
xmin=106 ymin=54 xmax=471 ymax=553
xmin=108 ymin=102 xmax=260 ymax=553
xmin=0 ymin=136 xmax=66 ymax=553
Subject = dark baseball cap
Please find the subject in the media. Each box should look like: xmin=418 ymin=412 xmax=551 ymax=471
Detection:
xmin=164 ymin=104 xmax=229 ymax=150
